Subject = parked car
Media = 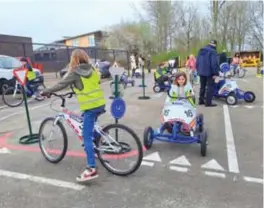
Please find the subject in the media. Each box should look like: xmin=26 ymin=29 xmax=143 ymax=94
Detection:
xmin=0 ymin=55 xmax=42 ymax=94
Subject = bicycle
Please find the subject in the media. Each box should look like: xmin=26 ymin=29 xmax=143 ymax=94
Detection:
xmin=2 ymin=79 xmax=46 ymax=107
xmin=227 ymin=65 xmax=246 ymax=78
xmin=38 ymin=92 xmax=143 ymax=176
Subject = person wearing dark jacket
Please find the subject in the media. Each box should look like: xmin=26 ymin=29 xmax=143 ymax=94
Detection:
xmin=219 ymin=50 xmax=227 ymax=65
xmin=196 ymin=40 xmax=219 ymax=107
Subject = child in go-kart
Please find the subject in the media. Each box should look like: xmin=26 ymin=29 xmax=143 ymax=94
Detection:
xmin=163 ymin=71 xmax=195 ymax=134
xmin=154 ymin=62 xmax=169 ymax=86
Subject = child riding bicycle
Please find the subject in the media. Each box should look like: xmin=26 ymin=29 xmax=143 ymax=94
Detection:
xmin=20 ymin=57 xmax=41 ymax=98
xmin=41 ymin=49 xmax=105 ymax=182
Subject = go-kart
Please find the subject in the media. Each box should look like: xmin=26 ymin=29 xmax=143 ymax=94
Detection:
xmin=132 ymin=68 xmax=142 ymax=78
xmin=153 ymin=74 xmax=174 ymax=93
xmin=143 ymin=90 xmax=208 ymax=156
xmin=214 ymin=78 xmax=255 ymax=105
xmin=120 ymin=72 xmax=135 ymax=88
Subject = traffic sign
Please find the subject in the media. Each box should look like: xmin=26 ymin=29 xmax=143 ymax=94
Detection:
xmin=220 ymin=63 xmax=230 ymax=73
xmin=110 ymin=98 xmax=126 ymax=119
xmin=13 ymin=68 xmax=28 ymax=86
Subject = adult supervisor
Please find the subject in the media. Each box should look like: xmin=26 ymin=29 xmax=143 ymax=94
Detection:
xmin=196 ymin=40 xmax=219 ymax=107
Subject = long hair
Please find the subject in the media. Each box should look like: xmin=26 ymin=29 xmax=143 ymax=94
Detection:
xmin=68 ymin=49 xmax=90 ymax=72
xmin=174 ymin=71 xmax=188 ymax=86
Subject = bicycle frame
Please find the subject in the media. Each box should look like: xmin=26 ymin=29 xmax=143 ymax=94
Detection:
xmin=53 ymin=108 xmax=122 ymax=153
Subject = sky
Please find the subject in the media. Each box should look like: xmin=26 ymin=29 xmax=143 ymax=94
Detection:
xmin=0 ymin=0 xmax=208 ymax=44
xmin=0 ymin=0 xmax=143 ymax=43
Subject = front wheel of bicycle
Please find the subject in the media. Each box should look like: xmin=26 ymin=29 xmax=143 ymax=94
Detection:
xmin=95 ymin=123 xmax=143 ymax=176
xmin=39 ymin=117 xmax=68 ymax=163
xmin=2 ymin=86 xmax=24 ymax=107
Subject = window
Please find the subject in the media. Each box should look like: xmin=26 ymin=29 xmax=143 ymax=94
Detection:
xmin=72 ymin=39 xmax=79 ymax=47
xmin=0 ymin=56 xmax=22 ymax=69
xmin=88 ymin=35 xmax=95 ymax=47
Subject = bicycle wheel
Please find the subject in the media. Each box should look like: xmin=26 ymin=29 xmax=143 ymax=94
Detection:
xmin=95 ymin=123 xmax=143 ymax=176
xmin=39 ymin=117 xmax=68 ymax=163
xmin=2 ymin=87 xmax=24 ymax=107
xmin=237 ymin=69 xmax=246 ymax=78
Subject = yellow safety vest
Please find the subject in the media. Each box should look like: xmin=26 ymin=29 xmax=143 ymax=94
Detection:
xmin=27 ymin=71 xmax=36 ymax=81
xmin=170 ymin=89 xmax=195 ymax=107
xmin=73 ymin=71 xmax=105 ymax=111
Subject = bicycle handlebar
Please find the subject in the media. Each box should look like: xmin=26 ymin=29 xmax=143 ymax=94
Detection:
xmin=49 ymin=92 xmax=75 ymax=107
xmin=167 ymin=90 xmax=194 ymax=100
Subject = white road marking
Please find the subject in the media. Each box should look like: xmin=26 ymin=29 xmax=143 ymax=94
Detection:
xmin=231 ymin=105 xmax=239 ymax=108
xmin=0 ymin=112 xmax=22 ymax=122
xmin=141 ymin=161 xmax=155 ymax=167
xmin=169 ymin=166 xmax=189 ymax=173
xmin=201 ymin=159 xmax=225 ymax=171
xmin=0 ymin=147 xmax=11 ymax=154
xmin=0 ymin=169 xmax=85 ymax=191
xmin=169 ymin=155 xmax=191 ymax=166
xmin=223 ymin=105 xmax=240 ymax=173
xmin=244 ymin=105 xmax=254 ymax=109
xmin=0 ymin=103 xmax=50 ymax=122
xmin=0 ymin=106 xmax=7 ymax=110
xmin=204 ymin=171 xmax=226 ymax=178
xmin=143 ymin=152 xmax=162 ymax=162
xmin=244 ymin=176 xmax=264 ymax=184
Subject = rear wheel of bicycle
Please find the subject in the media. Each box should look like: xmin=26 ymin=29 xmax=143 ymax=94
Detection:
xmin=39 ymin=117 xmax=68 ymax=163
xmin=95 ymin=123 xmax=143 ymax=176
xmin=2 ymin=86 xmax=24 ymax=107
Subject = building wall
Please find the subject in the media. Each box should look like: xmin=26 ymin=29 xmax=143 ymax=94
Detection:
xmin=0 ymin=34 xmax=33 ymax=59
xmin=64 ymin=33 xmax=101 ymax=47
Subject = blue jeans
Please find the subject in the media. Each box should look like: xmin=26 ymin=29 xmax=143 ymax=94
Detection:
xmin=82 ymin=105 xmax=105 ymax=168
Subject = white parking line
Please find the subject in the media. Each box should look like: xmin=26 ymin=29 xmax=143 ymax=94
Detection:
xmin=223 ymin=105 xmax=240 ymax=174
xmin=244 ymin=176 xmax=263 ymax=184
xmin=0 ymin=169 xmax=85 ymax=191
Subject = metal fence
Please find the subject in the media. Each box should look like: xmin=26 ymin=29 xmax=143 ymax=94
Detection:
xmin=0 ymin=40 xmax=130 ymax=75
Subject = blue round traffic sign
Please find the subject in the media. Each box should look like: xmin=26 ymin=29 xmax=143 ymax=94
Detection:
xmin=220 ymin=62 xmax=230 ymax=73
xmin=110 ymin=98 xmax=126 ymax=119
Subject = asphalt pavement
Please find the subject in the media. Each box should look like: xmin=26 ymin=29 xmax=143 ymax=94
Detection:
xmin=0 ymin=69 xmax=263 ymax=208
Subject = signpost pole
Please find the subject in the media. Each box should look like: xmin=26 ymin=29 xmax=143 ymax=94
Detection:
xmin=13 ymin=68 xmax=39 ymax=144
xmin=138 ymin=66 xmax=150 ymax=100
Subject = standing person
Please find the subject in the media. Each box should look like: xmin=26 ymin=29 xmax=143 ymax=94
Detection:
xmin=196 ymin=40 xmax=219 ymax=107
xmin=231 ymin=53 xmax=241 ymax=75
xmin=41 ymin=49 xmax=105 ymax=182
xmin=147 ymin=54 xmax=151 ymax=73
xmin=185 ymin=54 xmax=197 ymax=85
xmin=219 ymin=49 xmax=227 ymax=65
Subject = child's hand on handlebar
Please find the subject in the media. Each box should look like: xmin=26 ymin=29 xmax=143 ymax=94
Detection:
xmin=40 ymin=91 xmax=51 ymax=98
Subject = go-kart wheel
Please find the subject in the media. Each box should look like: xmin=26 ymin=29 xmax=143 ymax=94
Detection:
xmin=200 ymin=130 xmax=207 ymax=157
xmin=143 ymin=127 xmax=154 ymax=150
xmin=153 ymin=85 xmax=161 ymax=93
xmin=196 ymin=113 xmax=204 ymax=133
xmin=226 ymin=93 xmax=237 ymax=105
xmin=244 ymin=91 xmax=255 ymax=103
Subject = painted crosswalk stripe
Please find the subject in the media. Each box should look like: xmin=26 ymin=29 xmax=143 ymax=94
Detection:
xmin=244 ymin=176 xmax=263 ymax=184
xmin=0 ymin=169 xmax=85 ymax=190
xmin=141 ymin=161 xmax=155 ymax=167
xmin=223 ymin=105 xmax=240 ymax=173
xmin=204 ymin=171 xmax=226 ymax=179
xmin=169 ymin=166 xmax=189 ymax=173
